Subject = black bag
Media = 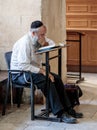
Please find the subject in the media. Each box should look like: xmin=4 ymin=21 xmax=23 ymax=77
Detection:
xmin=64 ymin=84 xmax=83 ymax=107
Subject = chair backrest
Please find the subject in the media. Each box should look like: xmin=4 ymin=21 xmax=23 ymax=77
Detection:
xmin=5 ymin=51 xmax=12 ymax=70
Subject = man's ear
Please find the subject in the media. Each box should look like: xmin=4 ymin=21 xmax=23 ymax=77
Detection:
xmin=31 ymin=31 xmax=36 ymax=37
xmin=32 ymin=32 xmax=35 ymax=36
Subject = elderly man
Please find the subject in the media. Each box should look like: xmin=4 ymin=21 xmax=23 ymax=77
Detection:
xmin=11 ymin=20 xmax=83 ymax=123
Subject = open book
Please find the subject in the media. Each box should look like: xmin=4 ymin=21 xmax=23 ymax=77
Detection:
xmin=36 ymin=43 xmax=66 ymax=53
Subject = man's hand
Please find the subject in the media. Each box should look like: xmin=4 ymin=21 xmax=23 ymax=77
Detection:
xmin=38 ymin=37 xmax=48 ymax=46
xmin=49 ymin=73 xmax=54 ymax=82
xmin=39 ymin=68 xmax=54 ymax=82
xmin=39 ymin=68 xmax=46 ymax=75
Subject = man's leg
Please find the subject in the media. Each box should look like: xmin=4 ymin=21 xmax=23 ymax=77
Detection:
xmin=51 ymin=73 xmax=83 ymax=118
xmin=32 ymin=73 xmax=64 ymax=115
xmin=51 ymin=73 xmax=71 ymax=110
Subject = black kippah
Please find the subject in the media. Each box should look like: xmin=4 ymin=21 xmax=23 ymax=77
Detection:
xmin=30 ymin=20 xmax=43 ymax=29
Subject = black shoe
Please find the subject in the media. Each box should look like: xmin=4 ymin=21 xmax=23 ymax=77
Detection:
xmin=59 ymin=113 xmax=77 ymax=124
xmin=68 ymin=109 xmax=83 ymax=118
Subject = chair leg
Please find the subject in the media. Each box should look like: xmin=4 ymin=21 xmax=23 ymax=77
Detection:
xmin=30 ymin=74 xmax=34 ymax=120
xmin=2 ymin=78 xmax=9 ymax=115
xmin=16 ymin=88 xmax=23 ymax=108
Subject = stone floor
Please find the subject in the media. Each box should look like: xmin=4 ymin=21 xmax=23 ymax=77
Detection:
xmin=0 ymin=73 xmax=97 ymax=130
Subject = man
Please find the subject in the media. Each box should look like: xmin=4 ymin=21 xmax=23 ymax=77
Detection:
xmin=11 ymin=20 xmax=83 ymax=123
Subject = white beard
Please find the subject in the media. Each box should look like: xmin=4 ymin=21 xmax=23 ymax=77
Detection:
xmin=32 ymin=35 xmax=38 ymax=45
xmin=29 ymin=31 xmax=41 ymax=49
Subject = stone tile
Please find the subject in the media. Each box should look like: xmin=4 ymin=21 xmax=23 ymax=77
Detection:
xmin=0 ymin=123 xmax=17 ymax=130
xmin=17 ymin=126 xmax=64 ymax=130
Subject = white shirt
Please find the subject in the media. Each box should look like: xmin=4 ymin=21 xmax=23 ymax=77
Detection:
xmin=11 ymin=32 xmax=55 ymax=73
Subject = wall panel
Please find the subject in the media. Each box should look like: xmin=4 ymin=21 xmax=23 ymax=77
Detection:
xmin=66 ymin=0 xmax=97 ymax=72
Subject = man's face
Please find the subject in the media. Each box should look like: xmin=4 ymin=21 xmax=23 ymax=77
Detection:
xmin=32 ymin=25 xmax=47 ymax=46
xmin=37 ymin=25 xmax=46 ymax=39
xmin=35 ymin=25 xmax=47 ymax=46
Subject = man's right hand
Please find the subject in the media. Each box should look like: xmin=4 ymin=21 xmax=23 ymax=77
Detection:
xmin=39 ymin=68 xmax=54 ymax=82
xmin=39 ymin=68 xmax=46 ymax=75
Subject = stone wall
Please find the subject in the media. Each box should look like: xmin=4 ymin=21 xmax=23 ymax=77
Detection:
xmin=0 ymin=0 xmax=41 ymax=70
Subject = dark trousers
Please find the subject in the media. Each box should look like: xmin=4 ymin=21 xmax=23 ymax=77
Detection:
xmin=12 ymin=72 xmax=71 ymax=115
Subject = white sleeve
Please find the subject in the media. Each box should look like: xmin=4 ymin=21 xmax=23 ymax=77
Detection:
xmin=45 ymin=37 xmax=56 ymax=45
xmin=17 ymin=43 xmax=40 ymax=73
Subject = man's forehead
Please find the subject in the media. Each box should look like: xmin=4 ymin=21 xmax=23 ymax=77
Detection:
xmin=38 ymin=25 xmax=46 ymax=33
